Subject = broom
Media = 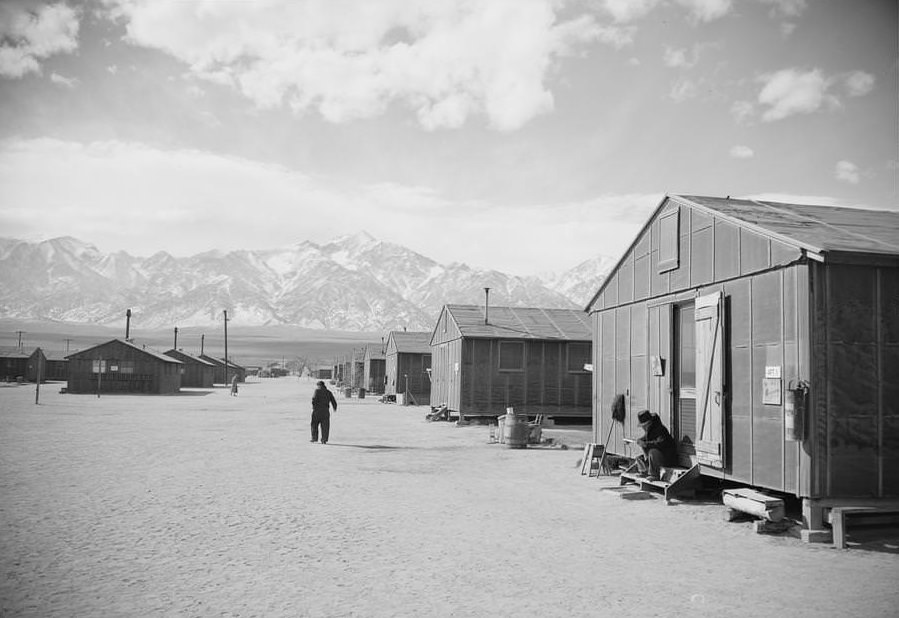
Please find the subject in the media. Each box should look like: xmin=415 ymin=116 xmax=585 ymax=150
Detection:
xmin=597 ymin=393 xmax=627 ymax=475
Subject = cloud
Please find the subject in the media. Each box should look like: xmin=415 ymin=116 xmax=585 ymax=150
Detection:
xmin=601 ymin=0 xmax=661 ymax=23
xmin=50 ymin=71 xmax=77 ymax=88
xmin=756 ymin=68 xmax=837 ymax=121
xmin=729 ymin=145 xmax=754 ymax=159
xmin=669 ymin=78 xmax=698 ymax=102
xmin=844 ymin=71 xmax=874 ymax=97
xmin=663 ymin=46 xmax=692 ymax=69
xmin=674 ymin=0 xmax=733 ymax=23
xmin=834 ymin=160 xmax=860 ymax=184
xmin=0 ymin=138 xmax=661 ymax=274
xmin=758 ymin=0 xmax=808 ymax=17
xmin=730 ymin=100 xmax=754 ymax=123
xmin=0 ymin=2 xmax=80 ymax=78
xmin=105 ymin=0 xmax=616 ymax=132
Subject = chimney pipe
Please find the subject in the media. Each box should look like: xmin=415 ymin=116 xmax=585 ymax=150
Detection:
xmin=173 ymin=327 xmax=178 ymax=350
xmin=484 ymin=288 xmax=490 ymax=325
xmin=125 ymin=309 xmax=132 ymax=340
xmin=200 ymin=334 xmax=205 ymax=355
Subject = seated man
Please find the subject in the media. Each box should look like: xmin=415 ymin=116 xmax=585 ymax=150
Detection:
xmin=635 ymin=410 xmax=677 ymax=481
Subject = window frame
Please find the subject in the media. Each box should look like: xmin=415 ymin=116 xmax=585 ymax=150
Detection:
xmin=658 ymin=206 xmax=680 ymax=273
xmin=497 ymin=341 xmax=525 ymax=372
xmin=566 ymin=342 xmax=591 ymax=374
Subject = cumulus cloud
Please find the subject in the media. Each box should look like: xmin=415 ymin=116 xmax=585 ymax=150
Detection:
xmin=0 ymin=2 xmax=80 ymax=78
xmin=601 ymin=0 xmax=661 ymax=23
xmin=755 ymin=68 xmax=875 ymax=122
xmin=756 ymin=68 xmax=837 ymax=121
xmin=674 ymin=0 xmax=733 ymax=23
xmin=758 ymin=0 xmax=807 ymax=17
xmin=844 ymin=71 xmax=875 ymax=97
xmin=669 ymin=78 xmax=698 ymax=102
xmin=730 ymin=100 xmax=754 ymax=123
xmin=834 ymin=160 xmax=860 ymax=184
xmin=104 ymin=0 xmax=620 ymax=131
xmin=729 ymin=145 xmax=754 ymax=159
xmin=0 ymin=138 xmax=660 ymax=274
xmin=663 ymin=46 xmax=692 ymax=69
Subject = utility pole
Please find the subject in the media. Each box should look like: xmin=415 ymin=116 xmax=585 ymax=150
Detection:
xmin=34 ymin=349 xmax=42 ymax=405
xmin=64 ymin=339 xmax=71 ymax=355
xmin=16 ymin=330 xmax=25 ymax=351
xmin=223 ymin=310 xmax=229 ymax=386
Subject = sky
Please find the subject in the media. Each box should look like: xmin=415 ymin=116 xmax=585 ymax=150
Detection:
xmin=0 ymin=0 xmax=896 ymax=277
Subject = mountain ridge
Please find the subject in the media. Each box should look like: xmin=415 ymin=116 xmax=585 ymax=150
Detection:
xmin=0 ymin=234 xmax=613 ymax=332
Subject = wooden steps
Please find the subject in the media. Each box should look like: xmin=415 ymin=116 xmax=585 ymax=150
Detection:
xmin=618 ymin=464 xmax=701 ymax=502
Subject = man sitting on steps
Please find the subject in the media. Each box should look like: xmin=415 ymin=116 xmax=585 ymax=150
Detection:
xmin=635 ymin=410 xmax=677 ymax=482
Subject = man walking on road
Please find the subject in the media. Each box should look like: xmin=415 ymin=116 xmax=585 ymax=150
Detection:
xmin=311 ymin=380 xmax=338 ymax=444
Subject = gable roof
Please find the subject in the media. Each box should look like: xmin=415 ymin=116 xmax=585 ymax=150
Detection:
xmin=443 ymin=305 xmax=591 ymax=341
xmin=388 ymin=331 xmax=432 ymax=354
xmin=199 ymin=354 xmax=246 ymax=370
xmin=586 ymin=194 xmax=899 ymax=312
xmin=364 ymin=343 xmax=386 ymax=360
xmin=164 ymin=349 xmax=215 ymax=366
xmin=678 ymin=195 xmax=899 ymax=256
xmin=66 ymin=339 xmax=182 ymax=364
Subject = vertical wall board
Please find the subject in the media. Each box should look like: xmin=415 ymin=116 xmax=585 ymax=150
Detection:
xmin=650 ymin=219 xmax=671 ymax=297
xmin=730 ymin=346 xmax=753 ymax=482
xmin=752 ymin=271 xmax=783 ymax=344
xmin=783 ymin=340 xmax=800 ymax=493
xmin=659 ymin=307 xmax=672 ymax=426
xmin=631 ymin=303 xmax=648 ymax=356
xmin=592 ymin=314 xmax=601 ymax=443
xmin=616 ymin=357 xmax=632 ymax=435
xmin=771 ymin=240 xmax=801 ymax=267
xmin=740 ymin=229 xmax=771 ymax=275
xmin=882 ymin=267 xmax=899 ymax=344
xmin=526 ymin=341 xmax=543 ymax=406
xmin=810 ymin=262 xmax=829 ymax=497
xmin=882 ymin=342 xmax=899 ymax=495
xmin=648 ymin=306 xmax=661 ymax=419
xmin=752 ymin=343 xmax=785 ymax=491
xmin=828 ymin=341 xmax=879 ymax=496
xmin=615 ymin=307 xmax=630 ymax=361
xmin=795 ymin=264 xmax=812 ymax=496
xmin=634 ymin=254 xmax=650 ymax=301
xmin=544 ymin=340 xmax=561 ymax=407
xmin=691 ymin=226 xmax=715 ymax=287
xmin=714 ymin=218 xmax=740 ymax=281
xmin=630 ymin=357 xmax=648 ymax=415
xmin=726 ymin=277 xmax=752 ymax=347
xmin=691 ymin=208 xmax=713 ymax=232
xmin=783 ymin=266 xmax=798 ymax=343
xmin=650 ymin=248 xmax=670 ymax=297
xmin=602 ymin=358 xmax=619 ymax=450
xmin=670 ymin=207 xmax=692 ymax=292
xmin=605 ymin=273 xmax=619 ymax=307
xmin=601 ymin=310 xmax=616 ymax=361
xmin=829 ymin=265 xmax=876 ymax=344
xmin=618 ymin=256 xmax=635 ymax=304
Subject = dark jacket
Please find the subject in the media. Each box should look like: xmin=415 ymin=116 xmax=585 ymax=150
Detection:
xmin=639 ymin=414 xmax=677 ymax=463
xmin=312 ymin=386 xmax=337 ymax=415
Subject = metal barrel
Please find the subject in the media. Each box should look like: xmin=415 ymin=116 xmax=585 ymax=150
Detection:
xmin=503 ymin=411 xmax=529 ymax=449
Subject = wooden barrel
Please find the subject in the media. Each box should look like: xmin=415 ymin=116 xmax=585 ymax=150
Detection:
xmin=503 ymin=411 xmax=529 ymax=449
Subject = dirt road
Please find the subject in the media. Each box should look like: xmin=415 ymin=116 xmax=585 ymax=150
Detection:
xmin=1 ymin=379 xmax=897 ymax=617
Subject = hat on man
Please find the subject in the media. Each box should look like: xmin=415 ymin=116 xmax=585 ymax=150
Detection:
xmin=316 ymin=380 xmax=325 ymax=387
xmin=637 ymin=410 xmax=653 ymax=425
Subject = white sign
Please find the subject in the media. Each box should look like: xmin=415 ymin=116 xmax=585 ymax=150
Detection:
xmin=765 ymin=366 xmax=781 ymax=378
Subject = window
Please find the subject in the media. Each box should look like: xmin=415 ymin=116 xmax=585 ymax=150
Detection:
xmin=677 ymin=303 xmax=695 ymax=391
xmin=658 ymin=206 xmax=679 ymax=272
xmin=498 ymin=341 xmax=524 ymax=371
xmin=566 ymin=342 xmax=591 ymax=373
xmin=120 ymin=360 xmax=135 ymax=374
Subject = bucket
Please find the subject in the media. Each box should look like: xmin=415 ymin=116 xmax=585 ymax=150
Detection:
xmin=503 ymin=410 xmax=528 ymax=449
xmin=359 ymin=388 xmax=366 ymax=399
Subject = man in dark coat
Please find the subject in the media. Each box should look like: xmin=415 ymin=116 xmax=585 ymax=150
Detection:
xmin=636 ymin=410 xmax=677 ymax=481
xmin=311 ymin=380 xmax=338 ymax=444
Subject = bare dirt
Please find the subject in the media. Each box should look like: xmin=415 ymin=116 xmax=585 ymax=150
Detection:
xmin=1 ymin=378 xmax=897 ymax=617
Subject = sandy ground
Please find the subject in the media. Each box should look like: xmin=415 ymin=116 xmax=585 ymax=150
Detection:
xmin=1 ymin=379 xmax=898 ymax=618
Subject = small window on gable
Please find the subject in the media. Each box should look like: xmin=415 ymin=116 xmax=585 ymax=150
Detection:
xmin=566 ymin=342 xmax=591 ymax=373
xmin=658 ymin=206 xmax=680 ymax=273
xmin=498 ymin=341 xmax=524 ymax=372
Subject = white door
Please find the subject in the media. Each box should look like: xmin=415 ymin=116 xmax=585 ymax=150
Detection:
xmin=694 ymin=292 xmax=725 ymax=468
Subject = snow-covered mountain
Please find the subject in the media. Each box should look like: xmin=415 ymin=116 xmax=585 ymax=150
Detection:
xmin=0 ymin=234 xmax=615 ymax=332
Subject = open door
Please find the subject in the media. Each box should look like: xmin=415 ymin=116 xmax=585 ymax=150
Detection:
xmin=695 ymin=292 xmax=725 ymax=468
